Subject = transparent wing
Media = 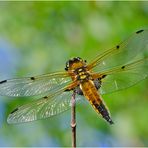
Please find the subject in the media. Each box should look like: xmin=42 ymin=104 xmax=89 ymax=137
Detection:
xmin=7 ymin=87 xmax=82 ymax=124
xmin=88 ymin=29 xmax=148 ymax=72
xmin=0 ymin=71 xmax=72 ymax=97
xmin=98 ymin=58 xmax=148 ymax=94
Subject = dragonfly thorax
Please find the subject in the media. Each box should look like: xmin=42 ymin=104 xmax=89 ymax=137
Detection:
xmin=76 ymin=68 xmax=90 ymax=82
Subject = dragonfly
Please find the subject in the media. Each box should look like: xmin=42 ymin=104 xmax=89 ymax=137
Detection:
xmin=0 ymin=29 xmax=148 ymax=125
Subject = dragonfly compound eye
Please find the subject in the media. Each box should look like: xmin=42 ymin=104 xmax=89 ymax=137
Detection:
xmin=65 ymin=60 xmax=70 ymax=71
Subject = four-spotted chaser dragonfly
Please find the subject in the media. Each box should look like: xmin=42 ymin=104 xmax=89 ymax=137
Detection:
xmin=0 ymin=29 xmax=148 ymax=124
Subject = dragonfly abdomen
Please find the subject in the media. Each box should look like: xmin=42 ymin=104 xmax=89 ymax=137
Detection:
xmin=93 ymin=101 xmax=114 ymax=124
xmin=80 ymin=80 xmax=114 ymax=124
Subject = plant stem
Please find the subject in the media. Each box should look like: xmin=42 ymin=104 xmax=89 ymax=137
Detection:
xmin=71 ymin=91 xmax=76 ymax=148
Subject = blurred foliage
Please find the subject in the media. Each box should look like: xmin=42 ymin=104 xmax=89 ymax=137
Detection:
xmin=0 ymin=1 xmax=148 ymax=147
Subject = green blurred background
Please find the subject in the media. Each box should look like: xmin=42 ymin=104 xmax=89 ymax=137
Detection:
xmin=0 ymin=1 xmax=148 ymax=147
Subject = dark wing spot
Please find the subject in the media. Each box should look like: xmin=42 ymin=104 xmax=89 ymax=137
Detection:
xmin=0 ymin=80 xmax=7 ymax=84
xmin=102 ymin=75 xmax=107 ymax=79
xmin=64 ymin=89 xmax=70 ymax=91
xmin=30 ymin=77 xmax=35 ymax=80
xmin=64 ymin=88 xmax=73 ymax=91
xmin=136 ymin=29 xmax=144 ymax=34
xmin=43 ymin=96 xmax=48 ymax=99
xmin=10 ymin=108 xmax=19 ymax=114
xmin=121 ymin=66 xmax=125 ymax=69
xmin=116 ymin=45 xmax=120 ymax=49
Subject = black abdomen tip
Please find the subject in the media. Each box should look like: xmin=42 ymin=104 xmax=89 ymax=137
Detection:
xmin=103 ymin=114 xmax=114 ymax=125
xmin=96 ymin=102 xmax=114 ymax=125
xmin=108 ymin=118 xmax=114 ymax=125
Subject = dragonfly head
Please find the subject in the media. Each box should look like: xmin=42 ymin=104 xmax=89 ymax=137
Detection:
xmin=65 ymin=57 xmax=87 ymax=71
